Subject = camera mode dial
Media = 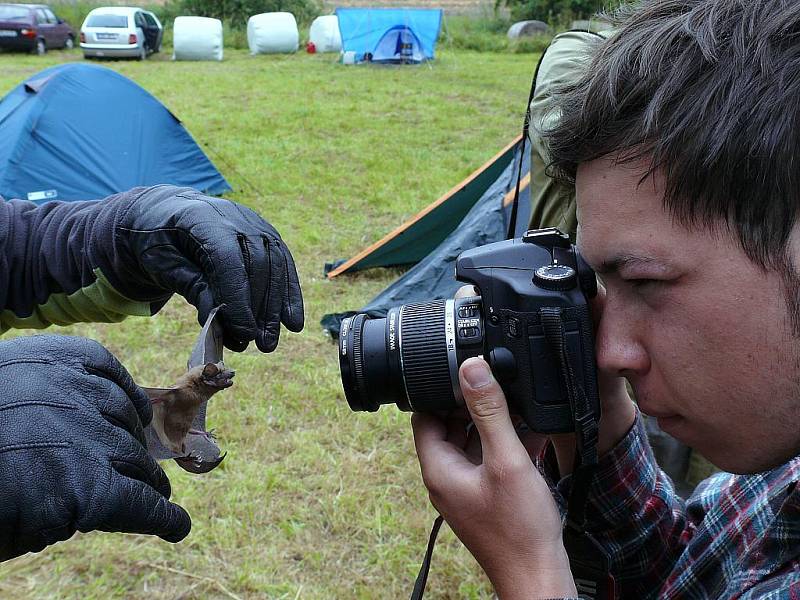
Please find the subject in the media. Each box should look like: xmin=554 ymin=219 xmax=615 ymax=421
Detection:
xmin=533 ymin=264 xmax=577 ymax=291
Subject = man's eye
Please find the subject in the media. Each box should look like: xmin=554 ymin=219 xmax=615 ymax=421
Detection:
xmin=628 ymin=278 xmax=659 ymax=289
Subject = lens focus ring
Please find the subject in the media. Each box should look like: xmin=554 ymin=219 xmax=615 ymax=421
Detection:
xmin=400 ymin=301 xmax=455 ymax=410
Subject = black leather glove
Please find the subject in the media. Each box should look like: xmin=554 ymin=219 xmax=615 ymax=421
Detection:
xmin=91 ymin=186 xmax=305 ymax=352
xmin=0 ymin=335 xmax=190 ymax=561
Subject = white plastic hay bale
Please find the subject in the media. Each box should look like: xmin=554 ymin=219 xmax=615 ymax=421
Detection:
xmin=507 ymin=20 xmax=549 ymax=39
xmin=173 ymin=16 xmax=224 ymax=61
xmin=247 ymin=12 xmax=299 ymax=55
xmin=308 ymin=15 xmax=341 ymax=53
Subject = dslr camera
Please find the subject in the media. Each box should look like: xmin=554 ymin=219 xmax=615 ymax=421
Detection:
xmin=338 ymin=228 xmax=600 ymax=434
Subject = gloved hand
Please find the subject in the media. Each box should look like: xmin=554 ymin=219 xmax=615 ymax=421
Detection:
xmin=91 ymin=186 xmax=305 ymax=352
xmin=0 ymin=335 xmax=190 ymax=561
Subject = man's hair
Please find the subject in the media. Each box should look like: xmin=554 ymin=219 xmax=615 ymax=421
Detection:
xmin=545 ymin=0 xmax=800 ymax=272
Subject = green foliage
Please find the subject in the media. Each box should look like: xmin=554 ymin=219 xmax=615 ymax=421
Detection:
xmin=49 ymin=0 xmax=318 ymax=37
xmin=499 ymin=0 xmax=617 ymax=23
xmin=175 ymin=0 xmax=321 ymax=29
xmin=50 ymin=1 xmax=182 ymax=31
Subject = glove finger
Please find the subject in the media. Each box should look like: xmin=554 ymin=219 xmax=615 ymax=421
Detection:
xmin=101 ymin=472 xmax=191 ymax=543
xmin=109 ymin=428 xmax=173 ymax=498
xmin=87 ymin=377 xmax=149 ymax=447
xmin=140 ymin=245 xmax=216 ymax=326
xmin=194 ymin=225 xmax=258 ymax=348
xmin=277 ymin=237 xmax=305 ymax=333
xmin=239 ymin=234 xmax=271 ymax=351
xmin=223 ymin=336 xmax=248 ymax=353
xmin=76 ymin=337 xmax=152 ymax=428
xmin=232 ymin=203 xmax=303 ymax=334
xmin=256 ymin=236 xmax=287 ymax=353
xmin=233 ymin=201 xmax=280 ymax=237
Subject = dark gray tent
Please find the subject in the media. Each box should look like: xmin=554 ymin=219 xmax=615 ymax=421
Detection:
xmin=322 ymin=136 xmax=530 ymax=335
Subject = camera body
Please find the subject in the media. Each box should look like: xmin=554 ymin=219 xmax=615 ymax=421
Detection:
xmin=454 ymin=228 xmax=599 ymax=433
xmin=338 ymin=228 xmax=600 ymax=434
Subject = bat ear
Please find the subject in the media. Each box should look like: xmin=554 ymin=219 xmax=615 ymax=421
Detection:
xmin=202 ymin=363 xmax=220 ymax=378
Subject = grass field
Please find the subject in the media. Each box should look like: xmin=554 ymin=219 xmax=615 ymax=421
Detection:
xmin=0 ymin=46 xmax=536 ymax=598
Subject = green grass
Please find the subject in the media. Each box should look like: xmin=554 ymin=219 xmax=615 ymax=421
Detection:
xmin=0 ymin=47 xmax=537 ymax=598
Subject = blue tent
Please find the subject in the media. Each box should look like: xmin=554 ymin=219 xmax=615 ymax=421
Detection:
xmin=322 ymin=136 xmax=531 ymax=335
xmin=335 ymin=8 xmax=442 ymax=64
xmin=0 ymin=63 xmax=230 ymax=203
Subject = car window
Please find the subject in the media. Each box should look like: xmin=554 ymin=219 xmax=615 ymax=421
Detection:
xmin=143 ymin=12 xmax=157 ymax=28
xmin=0 ymin=6 xmax=30 ymax=21
xmin=85 ymin=14 xmax=128 ymax=28
xmin=134 ymin=12 xmax=146 ymax=28
xmin=35 ymin=8 xmax=47 ymax=25
xmin=44 ymin=8 xmax=58 ymax=24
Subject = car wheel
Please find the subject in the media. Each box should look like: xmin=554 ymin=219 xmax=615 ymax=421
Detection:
xmin=34 ymin=39 xmax=46 ymax=55
xmin=64 ymin=35 xmax=74 ymax=50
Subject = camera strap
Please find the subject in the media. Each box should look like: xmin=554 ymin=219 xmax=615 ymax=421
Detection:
xmin=540 ymin=307 xmax=616 ymax=599
xmin=506 ymin=30 xmax=606 ymax=242
xmin=410 ymin=514 xmax=444 ymax=600
xmin=505 ymin=49 xmax=544 ymax=241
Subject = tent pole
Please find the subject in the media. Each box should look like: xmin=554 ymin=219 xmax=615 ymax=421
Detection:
xmin=502 ymin=172 xmax=530 ymax=207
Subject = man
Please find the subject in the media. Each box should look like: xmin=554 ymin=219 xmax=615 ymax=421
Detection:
xmin=0 ymin=185 xmax=304 ymax=561
xmin=528 ymin=27 xmax=697 ymax=495
xmin=413 ymin=0 xmax=800 ymax=598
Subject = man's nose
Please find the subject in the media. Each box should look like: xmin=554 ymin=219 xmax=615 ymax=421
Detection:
xmin=594 ymin=305 xmax=650 ymax=377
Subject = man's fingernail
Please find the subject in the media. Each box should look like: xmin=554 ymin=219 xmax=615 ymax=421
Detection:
xmin=462 ymin=359 xmax=492 ymax=389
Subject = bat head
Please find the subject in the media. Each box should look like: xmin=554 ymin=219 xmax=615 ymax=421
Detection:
xmin=201 ymin=362 xmax=235 ymax=389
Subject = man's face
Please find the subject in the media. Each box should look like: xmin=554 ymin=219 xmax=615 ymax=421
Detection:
xmin=576 ymin=157 xmax=800 ymax=474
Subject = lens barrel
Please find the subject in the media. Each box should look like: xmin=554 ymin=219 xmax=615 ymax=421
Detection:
xmin=339 ymin=299 xmax=478 ymax=413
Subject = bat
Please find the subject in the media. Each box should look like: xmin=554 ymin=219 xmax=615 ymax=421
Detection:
xmin=142 ymin=306 xmax=235 ymax=474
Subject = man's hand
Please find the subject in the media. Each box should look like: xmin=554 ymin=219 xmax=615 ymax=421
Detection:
xmin=94 ymin=186 xmax=305 ymax=352
xmin=0 ymin=335 xmax=190 ymax=561
xmin=412 ymin=357 xmax=577 ymax=600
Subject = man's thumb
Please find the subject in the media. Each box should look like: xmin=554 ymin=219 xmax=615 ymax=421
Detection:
xmin=459 ymin=357 xmax=524 ymax=459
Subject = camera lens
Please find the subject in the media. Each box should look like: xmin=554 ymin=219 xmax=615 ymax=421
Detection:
xmin=339 ymin=299 xmax=482 ymax=413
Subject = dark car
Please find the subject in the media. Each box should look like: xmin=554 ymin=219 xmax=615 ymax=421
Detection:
xmin=0 ymin=4 xmax=75 ymax=55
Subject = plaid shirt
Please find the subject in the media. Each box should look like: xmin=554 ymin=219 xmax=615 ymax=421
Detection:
xmin=543 ymin=414 xmax=800 ymax=599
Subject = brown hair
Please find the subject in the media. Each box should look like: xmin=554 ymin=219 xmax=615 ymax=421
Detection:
xmin=546 ymin=0 xmax=800 ymax=274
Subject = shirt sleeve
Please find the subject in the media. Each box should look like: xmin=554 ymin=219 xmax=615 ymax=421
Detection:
xmin=539 ymin=413 xmax=692 ymax=599
xmin=738 ymin=566 xmax=800 ymax=599
xmin=0 ymin=192 xmax=166 ymax=332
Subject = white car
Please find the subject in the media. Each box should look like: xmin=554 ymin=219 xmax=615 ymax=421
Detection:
xmin=80 ymin=6 xmax=162 ymax=60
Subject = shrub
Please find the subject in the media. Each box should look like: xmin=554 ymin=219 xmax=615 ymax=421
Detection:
xmin=50 ymin=1 xmax=182 ymax=31
xmin=176 ymin=0 xmax=320 ymax=29
xmin=498 ymin=0 xmax=620 ymax=23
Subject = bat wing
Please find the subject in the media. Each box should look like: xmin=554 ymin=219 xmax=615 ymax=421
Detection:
xmin=174 ymin=433 xmax=226 ymax=474
xmin=141 ymin=386 xmax=178 ymax=399
xmin=188 ymin=305 xmax=225 ymax=370
xmin=140 ymin=387 xmax=177 ymax=460
xmin=172 ymin=396 xmax=226 ymax=473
